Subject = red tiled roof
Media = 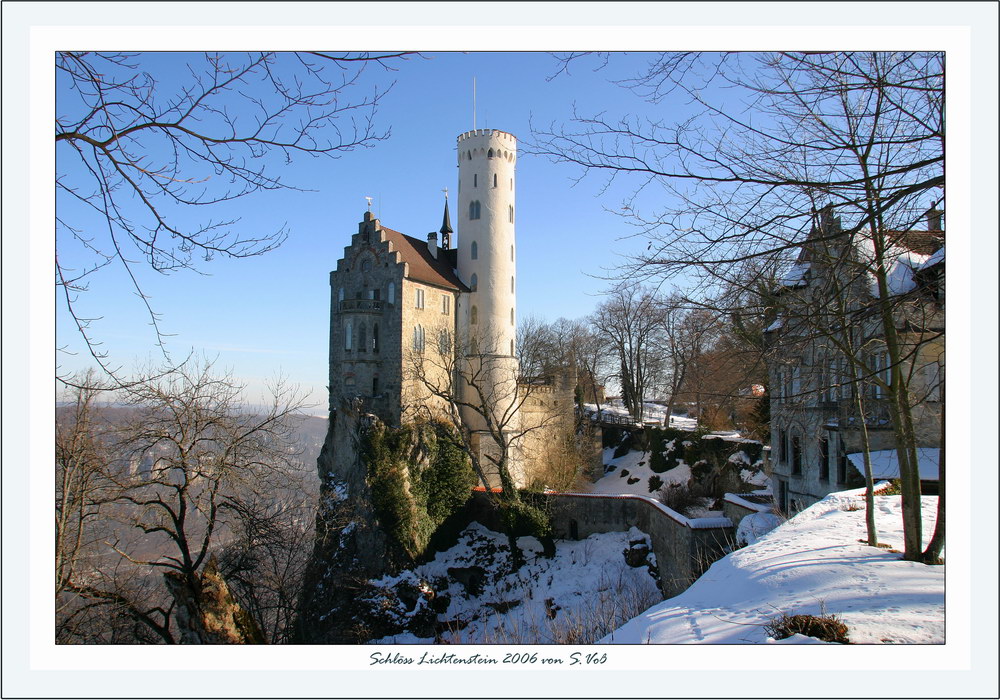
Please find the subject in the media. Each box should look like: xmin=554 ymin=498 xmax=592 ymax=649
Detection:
xmin=381 ymin=227 xmax=468 ymax=292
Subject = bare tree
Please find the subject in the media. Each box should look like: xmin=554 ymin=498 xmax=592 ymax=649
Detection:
xmin=532 ymin=51 xmax=944 ymax=561
xmin=56 ymin=51 xmax=411 ymax=379
xmin=589 ymin=283 xmax=664 ymax=422
xmin=56 ymin=360 xmax=311 ymax=643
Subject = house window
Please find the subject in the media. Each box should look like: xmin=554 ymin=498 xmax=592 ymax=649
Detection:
xmin=925 ymin=359 xmax=943 ymax=401
xmin=791 ymin=434 xmax=802 ymax=475
xmin=438 ymin=329 xmax=450 ymax=355
xmin=777 ymin=479 xmax=789 ymax=514
xmin=413 ymin=324 xmax=425 ymax=351
xmin=819 ymin=438 xmax=830 ymax=481
xmin=387 ymin=281 xmax=395 ymax=305
xmin=344 ymin=321 xmax=353 ymax=351
xmin=779 ymin=428 xmax=788 ymax=464
xmin=442 ymin=295 xmax=450 ymax=314
xmin=470 ymin=273 xmax=478 ymax=292
xmin=415 ymin=288 xmax=425 ymax=309
xmin=471 ymin=306 xmax=478 ymax=325
xmin=471 ymin=241 xmax=478 ymax=260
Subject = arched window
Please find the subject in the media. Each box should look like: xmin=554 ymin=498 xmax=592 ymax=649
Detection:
xmin=493 ymin=173 xmax=497 ymax=187
xmin=471 ymin=306 xmax=478 ymax=325
xmin=344 ymin=321 xmax=353 ymax=351
xmin=488 ymin=148 xmax=494 ymax=158
xmin=387 ymin=281 xmax=395 ymax=305
xmin=467 ymin=151 xmax=472 ymax=160
xmin=358 ymin=323 xmax=367 ymax=352
xmin=372 ymin=323 xmax=379 ymax=353
xmin=471 ymin=241 xmax=478 ymax=260
xmin=470 ymin=273 xmax=478 ymax=292
xmin=413 ymin=324 xmax=425 ymax=351
xmin=469 ymin=200 xmax=481 ymax=220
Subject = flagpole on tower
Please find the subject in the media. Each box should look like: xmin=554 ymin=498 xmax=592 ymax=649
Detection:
xmin=473 ymin=76 xmax=477 ymax=130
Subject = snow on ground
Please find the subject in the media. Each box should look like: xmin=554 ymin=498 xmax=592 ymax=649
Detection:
xmin=601 ymin=489 xmax=943 ymax=644
xmin=590 ymin=448 xmax=691 ymax=496
xmin=370 ymin=522 xmax=662 ymax=645
xmin=583 ymin=401 xmax=698 ymax=430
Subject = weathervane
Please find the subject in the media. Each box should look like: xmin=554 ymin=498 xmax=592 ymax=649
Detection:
xmin=365 ymin=196 xmax=373 ymax=212
xmin=442 ymin=187 xmax=449 ymax=200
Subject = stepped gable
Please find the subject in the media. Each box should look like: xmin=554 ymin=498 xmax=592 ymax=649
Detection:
xmin=380 ymin=226 xmax=469 ymax=292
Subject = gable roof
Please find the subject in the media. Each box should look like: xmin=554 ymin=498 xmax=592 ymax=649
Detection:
xmin=380 ymin=226 xmax=468 ymax=292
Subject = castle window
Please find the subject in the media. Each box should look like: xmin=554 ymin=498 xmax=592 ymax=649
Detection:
xmin=493 ymin=173 xmax=497 ymax=188
xmin=488 ymin=148 xmax=494 ymax=158
xmin=344 ymin=321 xmax=353 ymax=351
xmin=372 ymin=376 xmax=379 ymax=396
xmin=510 ymin=308 xmax=514 ymax=325
xmin=415 ymin=288 xmax=425 ymax=309
xmin=469 ymin=200 xmax=481 ymax=220
xmin=442 ymin=295 xmax=450 ymax=315
xmin=470 ymin=273 xmax=478 ymax=292
xmin=511 ymin=245 xmax=514 ymax=261
xmin=439 ymin=329 xmax=449 ymax=355
xmin=819 ymin=438 xmax=830 ymax=481
xmin=372 ymin=323 xmax=379 ymax=353
xmin=509 ymin=205 xmax=513 ymax=223
xmin=357 ymin=323 xmax=367 ymax=353
xmin=387 ymin=281 xmax=395 ymax=305
xmin=471 ymin=306 xmax=478 ymax=325
xmin=471 ymin=241 xmax=478 ymax=260
xmin=511 ymin=276 xmax=514 ymax=294
xmin=474 ymin=173 xmax=477 ymax=188
xmin=791 ymin=433 xmax=802 ymax=475
xmin=337 ymin=287 xmax=344 ymax=304
xmin=510 ymin=339 xmax=514 ymax=356
xmin=361 ymin=259 xmax=372 ymax=272
xmin=510 ymin=177 xmax=513 ymax=190
xmin=468 ymin=151 xmax=472 ymax=160
xmin=413 ymin=324 xmax=425 ymax=351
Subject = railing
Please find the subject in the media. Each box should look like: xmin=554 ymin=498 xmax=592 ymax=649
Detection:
xmin=837 ymin=397 xmax=892 ymax=428
xmin=339 ymin=299 xmax=383 ymax=313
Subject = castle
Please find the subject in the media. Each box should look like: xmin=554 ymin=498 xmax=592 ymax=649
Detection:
xmin=326 ymin=129 xmax=575 ymax=490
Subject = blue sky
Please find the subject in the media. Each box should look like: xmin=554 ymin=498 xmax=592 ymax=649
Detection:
xmin=55 ymin=51 xmax=679 ymax=407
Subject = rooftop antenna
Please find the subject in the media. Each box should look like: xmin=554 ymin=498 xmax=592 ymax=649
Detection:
xmin=473 ymin=76 xmax=476 ymax=130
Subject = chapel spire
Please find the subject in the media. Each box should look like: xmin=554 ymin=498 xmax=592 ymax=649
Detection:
xmin=440 ymin=188 xmax=453 ymax=248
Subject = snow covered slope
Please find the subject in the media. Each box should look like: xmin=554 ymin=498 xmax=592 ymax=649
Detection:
xmin=602 ymin=489 xmax=943 ymax=644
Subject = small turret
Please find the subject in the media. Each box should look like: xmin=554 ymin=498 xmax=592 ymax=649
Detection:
xmin=440 ymin=195 xmax=453 ymax=249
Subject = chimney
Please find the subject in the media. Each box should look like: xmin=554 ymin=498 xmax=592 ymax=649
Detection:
xmin=927 ymin=208 xmax=943 ymax=231
xmin=427 ymin=231 xmax=438 ymax=258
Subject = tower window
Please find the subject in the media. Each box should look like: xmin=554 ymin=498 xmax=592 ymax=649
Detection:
xmin=373 ymin=323 xmax=380 ymax=353
xmin=511 ymin=245 xmax=514 ymax=261
xmin=471 ymin=241 xmax=478 ymax=260
xmin=493 ymin=173 xmax=497 ymax=188
xmin=469 ymin=200 xmax=481 ymax=220
xmin=387 ymin=281 xmax=395 ymax=305
xmin=344 ymin=321 xmax=353 ymax=351
xmin=470 ymin=273 xmax=478 ymax=292
xmin=510 ymin=339 xmax=514 ymax=356
xmin=474 ymin=173 xmax=477 ymax=188
xmin=372 ymin=376 xmax=379 ymax=396
xmin=510 ymin=308 xmax=514 ymax=325
xmin=358 ymin=323 xmax=367 ymax=353
xmin=511 ymin=276 xmax=514 ymax=294
xmin=471 ymin=306 xmax=478 ymax=325
xmin=509 ymin=205 xmax=513 ymax=223
xmin=488 ymin=148 xmax=494 ymax=158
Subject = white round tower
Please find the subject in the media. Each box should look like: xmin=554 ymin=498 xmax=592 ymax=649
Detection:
xmin=456 ymin=129 xmax=518 ymax=360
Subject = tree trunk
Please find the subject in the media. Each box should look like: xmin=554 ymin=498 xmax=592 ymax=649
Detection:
xmin=923 ymin=378 xmax=945 ymax=564
xmin=164 ymin=557 xmax=265 ymax=644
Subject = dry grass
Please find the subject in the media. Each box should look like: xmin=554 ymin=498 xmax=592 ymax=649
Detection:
xmin=764 ymin=612 xmax=850 ymax=644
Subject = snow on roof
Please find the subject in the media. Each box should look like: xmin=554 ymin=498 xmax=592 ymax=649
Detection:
xmin=919 ymin=245 xmax=945 ymax=271
xmin=852 ymin=232 xmax=932 ymax=297
xmin=764 ymin=315 xmax=785 ymax=333
xmin=847 ymin=448 xmax=940 ymax=481
xmin=780 ymin=262 xmax=811 ymax=288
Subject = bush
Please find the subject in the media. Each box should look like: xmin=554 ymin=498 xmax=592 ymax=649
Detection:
xmin=764 ymin=613 xmax=850 ymax=644
xmin=362 ymin=419 xmax=475 ymax=561
xmin=648 ymin=475 xmax=664 ymax=493
xmin=647 ymin=427 xmax=688 ymax=474
xmin=499 ymin=499 xmax=552 ymax=539
xmin=657 ymin=482 xmax=710 ymax=516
